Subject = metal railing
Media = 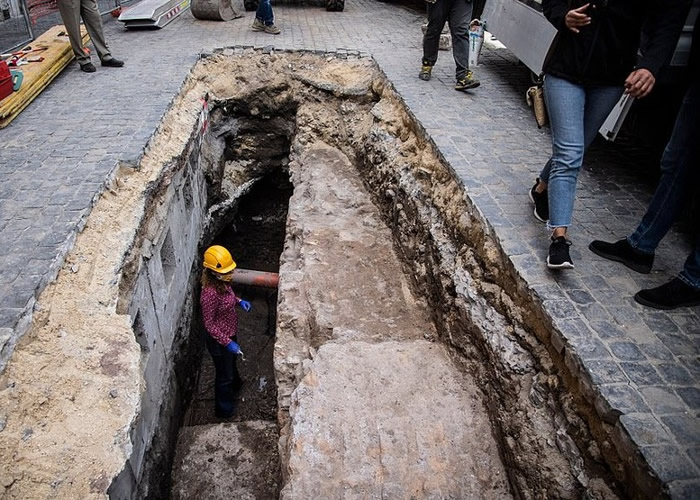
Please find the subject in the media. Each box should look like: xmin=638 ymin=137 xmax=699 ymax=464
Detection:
xmin=1 ymin=0 xmax=124 ymax=53
xmin=0 ymin=0 xmax=34 ymax=53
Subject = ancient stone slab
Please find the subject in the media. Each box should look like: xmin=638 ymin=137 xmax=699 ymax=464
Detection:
xmin=282 ymin=340 xmax=512 ymax=499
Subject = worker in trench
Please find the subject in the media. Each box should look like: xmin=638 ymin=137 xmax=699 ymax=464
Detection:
xmin=200 ymin=245 xmax=252 ymax=419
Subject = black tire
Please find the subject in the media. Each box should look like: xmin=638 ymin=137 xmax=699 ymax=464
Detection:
xmin=326 ymin=0 xmax=344 ymax=11
xmin=244 ymin=0 xmax=258 ymax=11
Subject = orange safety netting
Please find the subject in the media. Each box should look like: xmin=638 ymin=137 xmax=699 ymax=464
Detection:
xmin=26 ymin=0 xmax=58 ymax=23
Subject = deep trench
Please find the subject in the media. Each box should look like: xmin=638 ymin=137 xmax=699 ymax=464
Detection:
xmin=166 ymin=104 xmax=296 ymax=498
xmin=183 ymin=172 xmax=292 ymax=427
xmin=127 ymin=54 xmax=625 ymax=500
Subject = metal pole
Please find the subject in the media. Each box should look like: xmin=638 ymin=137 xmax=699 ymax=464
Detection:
xmin=20 ymin=0 xmax=33 ymax=40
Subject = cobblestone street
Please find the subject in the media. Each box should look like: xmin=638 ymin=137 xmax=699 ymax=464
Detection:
xmin=0 ymin=0 xmax=698 ymax=495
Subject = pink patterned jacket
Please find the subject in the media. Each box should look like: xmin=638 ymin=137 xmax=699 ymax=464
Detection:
xmin=200 ymin=285 xmax=241 ymax=346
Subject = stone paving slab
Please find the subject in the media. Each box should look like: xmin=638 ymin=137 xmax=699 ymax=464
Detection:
xmin=0 ymin=0 xmax=697 ymax=495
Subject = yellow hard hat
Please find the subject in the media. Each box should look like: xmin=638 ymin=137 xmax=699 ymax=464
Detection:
xmin=203 ymin=245 xmax=237 ymax=274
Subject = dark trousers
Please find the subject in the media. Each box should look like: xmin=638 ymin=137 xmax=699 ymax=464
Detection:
xmin=627 ymin=80 xmax=700 ymax=289
xmin=205 ymin=336 xmax=241 ymax=418
xmin=255 ymin=0 xmax=274 ymax=25
xmin=423 ymin=0 xmax=472 ymax=79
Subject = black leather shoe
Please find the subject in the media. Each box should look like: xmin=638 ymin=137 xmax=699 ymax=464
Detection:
xmin=101 ymin=57 xmax=124 ymax=67
xmin=589 ymin=238 xmax=653 ymax=274
xmin=80 ymin=62 xmax=96 ymax=73
xmin=635 ymin=278 xmax=700 ymax=310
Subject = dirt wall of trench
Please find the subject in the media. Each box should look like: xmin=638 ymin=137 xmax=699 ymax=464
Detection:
xmin=348 ymin=85 xmax=626 ymax=498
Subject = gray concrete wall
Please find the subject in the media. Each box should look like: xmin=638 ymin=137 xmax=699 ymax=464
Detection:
xmin=109 ymin=108 xmax=211 ymax=499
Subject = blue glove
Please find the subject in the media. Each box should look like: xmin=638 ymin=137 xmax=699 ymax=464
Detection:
xmin=239 ymin=300 xmax=251 ymax=312
xmin=226 ymin=341 xmax=242 ymax=355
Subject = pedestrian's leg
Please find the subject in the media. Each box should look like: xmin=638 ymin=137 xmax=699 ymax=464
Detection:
xmin=528 ymin=158 xmax=552 ymax=223
xmin=206 ymin=337 xmax=236 ymax=417
xmin=538 ymin=85 xmax=620 ymax=188
xmin=422 ymin=0 xmax=450 ymax=69
xmin=634 ymin=232 xmax=700 ymax=309
xmin=543 ymin=75 xmax=587 ymax=232
xmin=680 ymin=232 xmax=700 ymax=290
xmin=533 ymin=84 xmax=620 ymax=224
xmin=542 ymin=75 xmax=594 ymax=268
xmin=57 ymin=0 xmax=89 ymax=64
xmin=79 ymin=0 xmax=111 ymax=61
xmin=539 ymin=159 xmax=552 ymax=184
xmin=447 ymin=0 xmax=472 ymax=81
xmin=627 ymin=82 xmax=700 ymax=254
xmin=255 ymin=0 xmax=274 ymax=25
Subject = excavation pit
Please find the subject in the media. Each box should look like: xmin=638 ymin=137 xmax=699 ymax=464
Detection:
xmin=0 ymin=50 xmax=627 ymax=499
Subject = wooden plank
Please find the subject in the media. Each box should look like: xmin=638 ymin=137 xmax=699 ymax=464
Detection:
xmin=0 ymin=25 xmax=89 ymax=128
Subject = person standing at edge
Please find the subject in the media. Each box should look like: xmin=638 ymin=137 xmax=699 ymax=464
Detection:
xmin=589 ymin=19 xmax=699 ymax=310
xmin=200 ymin=245 xmax=252 ymax=419
xmin=251 ymin=0 xmax=280 ymax=34
xmin=528 ymin=0 xmax=689 ymax=270
xmin=57 ymin=0 xmax=124 ymax=73
xmin=419 ymin=0 xmax=480 ymax=91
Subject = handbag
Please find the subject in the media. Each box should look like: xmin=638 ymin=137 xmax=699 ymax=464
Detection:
xmin=526 ymin=84 xmax=548 ymax=128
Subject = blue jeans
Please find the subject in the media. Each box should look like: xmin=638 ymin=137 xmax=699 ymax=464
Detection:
xmin=627 ymin=81 xmax=700 ymax=289
xmin=205 ymin=335 xmax=241 ymax=417
xmin=540 ymin=74 xmax=624 ymax=228
xmin=256 ymin=0 xmax=273 ymax=25
xmin=422 ymin=0 xmax=472 ymax=80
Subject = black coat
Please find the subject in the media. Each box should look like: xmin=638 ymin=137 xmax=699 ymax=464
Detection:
xmin=542 ymin=0 xmax=690 ymax=85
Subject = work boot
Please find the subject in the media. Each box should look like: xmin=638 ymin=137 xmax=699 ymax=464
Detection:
xmin=455 ymin=70 xmax=480 ymax=91
xmin=101 ymin=57 xmax=124 ymax=67
xmin=79 ymin=62 xmax=96 ymax=73
xmin=264 ymin=22 xmax=281 ymax=34
xmin=589 ymin=238 xmax=653 ymax=274
xmin=547 ymin=236 xmax=574 ymax=270
xmin=418 ymin=64 xmax=432 ymax=81
xmin=635 ymin=277 xmax=700 ymax=310
xmin=529 ymin=178 xmax=548 ymax=223
xmin=251 ymin=18 xmax=265 ymax=31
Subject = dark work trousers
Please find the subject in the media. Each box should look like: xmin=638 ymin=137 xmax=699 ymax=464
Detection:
xmin=205 ymin=335 xmax=241 ymax=418
xmin=56 ymin=0 xmax=111 ymax=65
xmin=422 ymin=0 xmax=472 ymax=80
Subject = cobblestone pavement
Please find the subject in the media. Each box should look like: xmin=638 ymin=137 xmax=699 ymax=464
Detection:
xmin=0 ymin=0 xmax=698 ymax=495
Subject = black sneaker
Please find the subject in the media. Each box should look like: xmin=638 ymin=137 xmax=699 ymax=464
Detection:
xmin=547 ymin=236 xmax=574 ymax=270
xmin=635 ymin=277 xmax=700 ymax=310
xmin=588 ymin=238 xmax=653 ymax=274
xmin=455 ymin=70 xmax=480 ymax=91
xmin=529 ymin=178 xmax=548 ymax=223
xmin=79 ymin=62 xmax=96 ymax=73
